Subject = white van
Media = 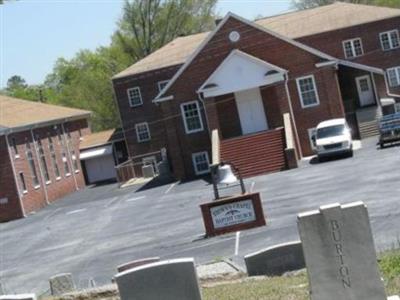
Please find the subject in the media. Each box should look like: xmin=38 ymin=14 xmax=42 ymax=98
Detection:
xmin=313 ymin=118 xmax=353 ymax=160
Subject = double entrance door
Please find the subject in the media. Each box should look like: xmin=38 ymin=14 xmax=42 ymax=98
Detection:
xmin=234 ymin=88 xmax=268 ymax=135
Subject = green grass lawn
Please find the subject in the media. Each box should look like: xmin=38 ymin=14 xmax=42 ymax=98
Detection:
xmin=47 ymin=249 xmax=400 ymax=300
xmin=203 ymin=250 xmax=400 ymax=300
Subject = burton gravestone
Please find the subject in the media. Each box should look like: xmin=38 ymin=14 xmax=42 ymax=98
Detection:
xmin=298 ymin=201 xmax=392 ymax=300
xmin=115 ymin=258 xmax=202 ymax=300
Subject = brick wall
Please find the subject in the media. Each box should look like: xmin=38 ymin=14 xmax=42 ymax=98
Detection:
xmin=1 ymin=118 xmax=89 ymax=221
xmin=113 ymin=14 xmax=400 ymax=178
xmin=0 ymin=136 xmax=24 ymax=222
xmin=112 ymin=66 xmax=181 ymax=160
xmin=298 ymin=16 xmax=400 ymax=95
xmin=161 ymin=16 xmax=344 ymax=174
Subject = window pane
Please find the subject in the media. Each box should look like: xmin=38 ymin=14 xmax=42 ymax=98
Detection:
xmin=344 ymin=41 xmax=354 ymax=58
xmin=298 ymin=77 xmax=318 ymax=107
xmin=128 ymin=87 xmax=142 ymax=106
xmin=136 ymin=123 xmax=150 ymax=142
xmin=381 ymin=33 xmax=391 ymax=50
xmin=353 ymin=39 xmax=363 ymax=56
xmin=19 ymin=173 xmax=27 ymax=192
xmin=182 ymin=102 xmax=203 ymax=133
xmin=388 ymin=68 xmax=400 ymax=87
xmin=193 ymin=152 xmax=209 ymax=174
xmin=390 ymin=31 xmax=400 ymax=48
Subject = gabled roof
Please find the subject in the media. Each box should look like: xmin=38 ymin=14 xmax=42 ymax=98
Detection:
xmin=80 ymin=128 xmax=124 ymax=150
xmin=257 ymin=2 xmax=400 ymax=40
xmin=198 ymin=50 xmax=287 ymax=98
xmin=113 ymin=2 xmax=400 ymax=80
xmin=154 ymin=12 xmax=335 ymax=102
xmin=113 ymin=32 xmax=209 ymax=79
xmin=0 ymin=95 xmax=91 ymax=135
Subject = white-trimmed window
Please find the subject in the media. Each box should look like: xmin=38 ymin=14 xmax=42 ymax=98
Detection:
xmin=26 ymin=141 xmax=40 ymax=188
xmin=181 ymin=101 xmax=204 ymax=134
xmin=127 ymin=87 xmax=143 ymax=107
xmin=135 ymin=122 xmax=151 ymax=142
xmin=36 ymin=137 xmax=50 ymax=184
xmin=158 ymin=80 xmax=169 ymax=92
xmin=380 ymin=30 xmax=400 ymax=51
xmin=192 ymin=152 xmax=210 ymax=175
xmin=10 ymin=137 xmax=19 ymax=158
xmin=387 ymin=67 xmax=400 ymax=87
xmin=296 ymin=75 xmax=320 ymax=108
xmin=308 ymin=128 xmax=317 ymax=151
xmin=342 ymin=38 xmax=363 ymax=58
xmin=19 ymin=172 xmax=27 ymax=194
xmin=48 ymin=137 xmax=61 ymax=179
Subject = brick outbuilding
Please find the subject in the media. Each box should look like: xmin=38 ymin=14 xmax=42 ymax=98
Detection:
xmin=112 ymin=2 xmax=400 ymax=180
xmin=0 ymin=95 xmax=91 ymax=222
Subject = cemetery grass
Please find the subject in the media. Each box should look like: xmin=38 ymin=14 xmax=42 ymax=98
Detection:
xmin=204 ymin=249 xmax=400 ymax=300
xmin=44 ymin=250 xmax=400 ymax=300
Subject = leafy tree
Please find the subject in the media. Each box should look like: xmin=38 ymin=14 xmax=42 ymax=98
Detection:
xmin=115 ymin=0 xmax=217 ymax=61
xmin=44 ymin=46 xmax=131 ymax=131
xmin=6 ymin=75 xmax=27 ymax=91
xmin=3 ymin=0 xmax=217 ymax=132
xmin=293 ymin=0 xmax=400 ymax=9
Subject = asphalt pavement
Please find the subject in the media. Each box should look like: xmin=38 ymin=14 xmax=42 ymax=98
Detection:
xmin=1 ymin=137 xmax=400 ymax=294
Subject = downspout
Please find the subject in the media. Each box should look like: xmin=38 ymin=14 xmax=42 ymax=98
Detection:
xmin=5 ymin=135 xmax=26 ymax=217
xmin=61 ymin=123 xmax=79 ymax=191
xmin=30 ymin=129 xmax=50 ymax=205
xmin=198 ymin=92 xmax=211 ymax=133
xmin=111 ymin=79 xmax=131 ymax=163
xmin=284 ymin=74 xmax=303 ymax=158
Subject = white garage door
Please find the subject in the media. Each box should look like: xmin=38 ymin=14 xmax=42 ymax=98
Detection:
xmin=85 ymin=154 xmax=117 ymax=184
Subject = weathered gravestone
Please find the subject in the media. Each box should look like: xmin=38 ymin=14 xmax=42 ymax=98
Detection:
xmin=49 ymin=273 xmax=75 ymax=296
xmin=298 ymin=201 xmax=398 ymax=300
xmin=244 ymin=240 xmax=305 ymax=276
xmin=115 ymin=258 xmax=202 ymax=300
xmin=0 ymin=294 xmax=36 ymax=300
xmin=117 ymin=257 xmax=161 ymax=273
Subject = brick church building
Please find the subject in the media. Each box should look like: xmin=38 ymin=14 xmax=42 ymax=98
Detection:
xmin=0 ymin=95 xmax=90 ymax=222
xmin=112 ymin=2 xmax=400 ymax=180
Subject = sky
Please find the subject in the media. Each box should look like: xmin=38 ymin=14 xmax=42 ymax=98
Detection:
xmin=0 ymin=0 xmax=292 ymax=88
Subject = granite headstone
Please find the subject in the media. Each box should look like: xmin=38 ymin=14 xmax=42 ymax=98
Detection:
xmin=49 ymin=273 xmax=75 ymax=296
xmin=115 ymin=258 xmax=202 ymax=300
xmin=244 ymin=241 xmax=305 ymax=276
xmin=298 ymin=202 xmax=390 ymax=300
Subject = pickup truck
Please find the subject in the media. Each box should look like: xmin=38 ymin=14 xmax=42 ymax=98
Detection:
xmin=379 ymin=112 xmax=400 ymax=148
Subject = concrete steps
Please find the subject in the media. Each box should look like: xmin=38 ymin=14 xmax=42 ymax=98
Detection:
xmin=356 ymin=106 xmax=381 ymax=139
xmin=220 ymin=129 xmax=286 ymax=178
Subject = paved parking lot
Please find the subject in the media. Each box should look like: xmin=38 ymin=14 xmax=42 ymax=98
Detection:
xmin=1 ymin=137 xmax=400 ymax=294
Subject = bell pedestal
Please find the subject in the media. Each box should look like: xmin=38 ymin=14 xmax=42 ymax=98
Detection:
xmin=200 ymin=192 xmax=266 ymax=237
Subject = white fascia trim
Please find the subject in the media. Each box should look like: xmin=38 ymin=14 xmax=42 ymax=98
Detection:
xmin=315 ymin=60 xmax=338 ymax=68
xmin=154 ymin=12 xmax=334 ymax=101
xmin=197 ymin=49 xmax=288 ymax=93
xmin=315 ymin=59 xmax=385 ymax=75
xmin=338 ymin=60 xmax=384 ymax=75
xmin=152 ymin=95 xmax=174 ymax=103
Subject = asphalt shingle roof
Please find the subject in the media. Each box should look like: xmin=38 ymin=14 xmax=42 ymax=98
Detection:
xmin=113 ymin=2 xmax=400 ymax=79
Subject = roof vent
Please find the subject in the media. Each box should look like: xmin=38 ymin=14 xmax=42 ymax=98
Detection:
xmin=203 ymin=83 xmax=218 ymax=89
xmin=265 ymin=70 xmax=279 ymax=76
